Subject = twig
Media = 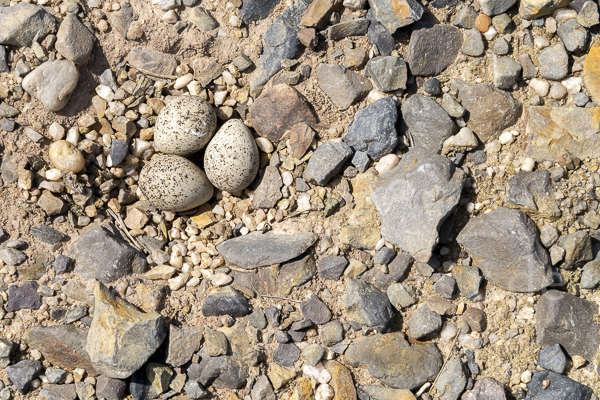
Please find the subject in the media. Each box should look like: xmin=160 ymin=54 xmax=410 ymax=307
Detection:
xmin=283 ymin=209 xmax=313 ymax=220
xmin=127 ymin=64 xmax=179 ymax=80
xmin=428 ymin=334 xmax=459 ymax=396
xmin=107 ymin=208 xmax=149 ymax=254
xmin=251 ymin=283 xmax=303 ymax=303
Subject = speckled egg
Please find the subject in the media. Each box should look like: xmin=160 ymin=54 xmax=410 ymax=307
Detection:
xmin=204 ymin=119 xmax=259 ymax=192
xmin=139 ymin=154 xmax=214 ymax=212
xmin=154 ymin=95 xmax=217 ymax=156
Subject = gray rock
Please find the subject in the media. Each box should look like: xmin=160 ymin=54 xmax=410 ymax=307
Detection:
xmin=525 ymin=370 xmax=593 ymax=400
xmin=38 ymin=384 xmax=77 ymax=400
xmin=0 ymin=102 xmax=19 ymax=118
xmin=365 ymin=56 xmax=407 ymax=92
xmin=574 ymin=92 xmax=590 ymax=106
xmin=520 ymin=0 xmax=571 ymax=19
xmin=557 ymin=231 xmax=593 ymax=270
xmin=452 ymin=80 xmax=522 ymax=143
xmin=249 ymin=1 xmax=307 ymax=95
xmin=22 ymin=60 xmax=79 ymax=112
xmin=538 ymin=344 xmax=568 ymax=374
xmin=273 ymin=343 xmax=300 ymax=367
xmin=303 ymin=141 xmax=354 ymax=185
xmin=202 ymin=286 xmax=252 ymax=318
xmin=251 ymin=375 xmax=276 ymax=400
xmin=367 ymin=0 xmax=423 ymax=33
xmin=330 ymin=19 xmax=370 ymax=40
xmin=301 ymin=295 xmax=331 ymax=325
xmin=316 ymin=63 xmax=372 ymax=109
xmin=240 ymin=0 xmax=281 ymax=23
xmin=185 ymin=380 xmax=208 ymax=399
xmin=343 ymin=278 xmax=394 ymax=329
xmin=188 ymin=343 xmax=248 ymax=389
xmin=581 ymin=260 xmax=600 ymax=289
xmin=423 ymin=77 xmax=442 ymax=96
xmin=372 ymin=147 xmax=465 ymax=262
xmin=452 ymin=265 xmax=482 ymax=299
xmin=0 ymin=118 xmax=15 ymax=132
xmin=67 ymin=222 xmax=147 ymax=283
xmin=343 ymin=98 xmax=398 ymax=160
xmin=54 ymin=255 xmax=73 ymax=274
xmin=520 ymin=53 xmax=538 ymax=79
xmin=109 ymin=2 xmax=133 ymax=39
xmin=403 ymin=94 xmax=457 ymax=153
xmin=0 ymin=248 xmax=26 ymax=265
xmin=577 ymin=1 xmax=600 ymax=27
xmin=441 ymin=94 xmax=466 ymax=118
xmin=462 ymin=378 xmax=507 ymax=400
xmin=557 ymin=18 xmax=588 ymax=53
xmin=6 ymin=281 xmax=41 ymax=312
xmin=320 ymin=320 xmax=344 ymax=346
xmin=301 ymin=344 xmax=325 ymax=366
xmin=538 ymin=42 xmax=569 ymax=80
xmin=366 ymin=10 xmax=395 ymax=55
xmin=436 ymin=357 xmax=468 ymax=400
xmin=247 ymin=308 xmax=268 ymax=330
xmin=274 ymin=330 xmax=290 ymax=343
xmin=457 ymin=207 xmax=553 ymax=292
xmin=493 ymin=55 xmax=521 ymax=89
xmin=252 ymin=166 xmax=283 ymax=209
xmin=217 ymin=231 xmax=316 ymax=269
xmin=361 ymin=252 xmax=413 ymax=291
xmin=31 ymin=224 xmax=65 ymax=244
xmin=55 ymin=14 xmax=95 ymax=65
xmin=387 ymin=283 xmax=417 ymax=309
xmin=480 ymin=0 xmax=517 ymax=15
xmin=505 ymin=170 xmax=561 ymax=220
xmin=110 ymin=139 xmax=128 ymax=166
xmin=537 ymin=290 xmax=600 ymax=362
xmin=453 ymin=5 xmax=478 ymax=28
xmin=0 ymin=339 xmax=14 ymax=368
xmin=540 ymin=225 xmax=559 ymax=248
xmin=0 ymin=3 xmax=55 ymax=46
xmin=127 ymin=47 xmax=177 ymax=77
xmin=204 ymin=328 xmax=228 ymax=357
xmin=5 ymin=360 xmax=41 ymax=393
xmin=165 ymin=325 xmax=203 ymax=367
xmin=351 ymin=151 xmax=370 ymax=173
xmin=45 ymin=367 xmax=66 ymax=384
xmin=409 ymin=305 xmax=442 ymax=339
xmin=344 ymin=332 xmax=442 ymax=390
xmin=433 ymin=275 xmax=457 ymax=299
xmin=492 ymin=37 xmax=510 ymax=55
xmin=0 ymin=45 xmax=8 ymax=73
xmin=86 ymin=283 xmax=166 ymax=379
xmin=95 ymin=375 xmax=127 ymax=400
xmin=189 ymin=7 xmax=219 ymax=31
xmin=407 ymin=24 xmax=462 ymax=76
xmin=374 ymin=247 xmax=396 ymax=265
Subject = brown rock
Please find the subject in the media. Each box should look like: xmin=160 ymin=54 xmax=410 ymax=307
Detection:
xmin=165 ymin=325 xmax=203 ymax=367
xmin=341 ymin=226 xmax=381 ymax=250
xmin=38 ymin=191 xmax=65 ymax=216
xmin=328 ymin=360 xmax=357 ymax=400
xmin=252 ymin=166 xmax=283 ymax=209
xmin=289 ymin=123 xmax=315 ymax=159
xmin=193 ymin=57 xmax=223 ymax=87
xmin=584 ymin=41 xmax=600 ymax=105
xmin=298 ymin=28 xmax=318 ymax=49
xmin=249 ymin=84 xmax=317 ymax=142
xmin=127 ymin=47 xmax=176 ymax=77
xmin=426 ymin=296 xmax=457 ymax=316
xmin=291 ymin=377 xmax=313 ymax=400
xmin=147 ymin=98 xmax=165 ymax=115
xmin=124 ymin=208 xmax=150 ymax=230
xmin=300 ymin=0 xmax=341 ymax=29
xmin=475 ymin=14 xmax=492 ymax=32
xmin=463 ymin=307 xmax=487 ymax=332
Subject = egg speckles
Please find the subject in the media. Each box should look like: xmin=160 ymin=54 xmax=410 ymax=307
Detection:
xmin=139 ymin=154 xmax=214 ymax=212
xmin=154 ymin=96 xmax=217 ymax=156
xmin=204 ymin=119 xmax=259 ymax=192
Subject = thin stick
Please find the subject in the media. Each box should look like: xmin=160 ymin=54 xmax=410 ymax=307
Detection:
xmin=107 ymin=208 xmax=149 ymax=254
xmin=251 ymin=283 xmax=303 ymax=303
xmin=428 ymin=334 xmax=459 ymax=395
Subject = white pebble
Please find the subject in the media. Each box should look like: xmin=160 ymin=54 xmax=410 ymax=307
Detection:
xmin=174 ymin=73 xmax=193 ymax=89
xmin=375 ymin=153 xmax=400 ymax=175
xmin=162 ymin=10 xmax=178 ymax=24
xmin=545 ymin=17 xmax=557 ymax=34
xmin=483 ymin=26 xmax=497 ymax=40
xmin=49 ymin=122 xmax=65 ymax=140
xmin=255 ymin=137 xmax=274 ymax=153
xmin=375 ymin=237 xmax=385 ymax=251
xmin=534 ymin=37 xmax=550 ymax=49
xmin=315 ymin=384 xmax=335 ymax=400
xmin=561 ymin=76 xmax=583 ymax=94
xmin=65 ymin=127 xmax=80 ymax=146
xmin=554 ymin=8 xmax=577 ymax=24
xmin=211 ymin=272 xmax=232 ymax=286
xmin=240 ymin=226 xmax=249 ymax=235
xmin=186 ymin=277 xmax=200 ymax=287
xmin=529 ymin=78 xmax=550 ymax=96
xmin=214 ymin=90 xmax=228 ymax=106
xmin=521 ymin=157 xmax=535 ymax=172
xmin=45 ymin=168 xmax=63 ymax=181
xmin=499 ymin=131 xmax=515 ymax=145
xmin=30 ymin=349 xmax=42 ymax=360
xmin=168 ymin=274 xmax=189 ymax=291
xmin=521 ymin=370 xmax=532 ymax=384
xmin=229 ymin=15 xmax=241 ymax=27
xmin=484 ymin=140 xmax=501 ymax=154
xmin=95 ymin=84 xmax=114 ymax=102
xmin=187 ymin=80 xmax=201 ymax=96
xmin=282 ymin=171 xmax=294 ymax=186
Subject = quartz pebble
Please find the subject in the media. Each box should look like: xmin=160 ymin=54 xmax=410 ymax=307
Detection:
xmin=48 ymin=140 xmax=85 ymax=173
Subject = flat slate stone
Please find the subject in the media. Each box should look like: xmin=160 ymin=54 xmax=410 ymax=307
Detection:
xmin=367 ymin=0 xmax=423 ymax=33
xmin=202 ymin=286 xmax=252 ymax=318
xmin=5 ymin=360 xmax=42 ymax=393
xmin=407 ymin=24 xmax=462 ymax=76
xmin=38 ymin=384 xmax=77 ymax=400
xmin=165 ymin=325 xmax=204 ymax=367
xmin=343 ymin=278 xmax=394 ymax=329
xmin=0 ymin=3 xmax=55 ymax=47
xmin=6 ymin=281 xmax=41 ymax=312
xmin=303 ymin=141 xmax=354 ymax=185
xmin=318 ymin=255 xmax=348 ymax=280
xmin=239 ymin=0 xmax=281 ymax=23
xmin=457 ymin=207 xmax=553 ymax=293
xmin=217 ymin=231 xmax=316 ymax=269
xmin=330 ymin=18 xmax=370 ymax=40
xmin=536 ymin=290 xmax=600 ymax=362
xmin=505 ymin=170 xmax=561 ymax=220
xmin=30 ymin=224 xmax=66 ymax=244
xmin=525 ymin=370 xmax=593 ymax=400
xmin=127 ymin=47 xmax=177 ymax=77
xmin=316 ymin=63 xmax=373 ymax=109
xmin=538 ymin=343 xmax=568 ymax=374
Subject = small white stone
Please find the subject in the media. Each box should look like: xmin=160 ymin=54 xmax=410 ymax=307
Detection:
xmin=375 ymin=237 xmax=385 ymax=251
xmin=442 ymin=127 xmax=479 ymax=154
xmin=187 ymin=80 xmax=202 ymax=96
xmin=214 ymin=90 xmax=228 ymax=106
xmin=554 ymin=8 xmax=577 ymax=24
xmin=282 ymin=171 xmax=294 ymax=186
xmin=529 ymin=78 xmax=550 ymax=96
xmin=212 ymin=272 xmax=232 ymax=286
xmin=484 ymin=140 xmax=501 ymax=154
xmin=545 ymin=17 xmax=557 ymax=34
xmin=240 ymin=226 xmax=249 ymax=235
xmin=315 ymin=384 xmax=335 ymax=400
xmin=45 ymin=169 xmax=63 ymax=181
xmin=162 ymin=10 xmax=178 ymax=24
xmin=483 ymin=26 xmax=497 ymax=40
xmin=65 ymin=127 xmax=80 ymax=146
xmin=229 ymin=15 xmax=241 ymax=27
xmin=255 ymin=137 xmax=274 ymax=153
xmin=521 ymin=157 xmax=535 ymax=172
xmin=186 ymin=277 xmax=200 ymax=287
xmin=49 ymin=122 xmax=65 ymax=140
xmin=561 ymin=76 xmax=583 ymax=94
xmin=174 ymin=73 xmax=193 ymax=90
xmin=95 ymin=84 xmax=114 ymax=102
xmin=499 ymin=131 xmax=515 ymax=145
xmin=168 ymin=274 xmax=189 ymax=291
xmin=30 ymin=349 xmax=42 ymax=360
xmin=366 ymin=89 xmax=386 ymax=105
xmin=375 ymin=153 xmax=400 ymax=175
xmin=521 ymin=370 xmax=532 ymax=384
xmin=534 ymin=37 xmax=550 ymax=49
xmin=297 ymin=193 xmax=311 ymax=211
xmin=440 ymin=321 xmax=458 ymax=342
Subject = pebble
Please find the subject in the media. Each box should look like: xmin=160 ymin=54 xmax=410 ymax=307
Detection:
xmin=375 ymin=153 xmax=400 ymax=175
xmin=22 ymin=60 xmax=79 ymax=111
xmin=202 ymin=286 xmax=252 ymax=317
xmin=557 ymin=18 xmax=588 ymax=53
xmin=462 ymin=377 xmax=507 ymax=400
xmin=0 ymin=3 xmax=55 ymax=47
xmin=538 ymin=343 xmax=568 ymax=374
xmin=539 ymin=42 xmax=569 ymax=80
xmin=55 ymin=14 xmax=95 ymax=65
xmin=303 ymin=141 xmax=354 ymax=185
xmin=153 ymin=95 xmax=216 ymax=156
xmin=365 ymin=56 xmax=407 ymax=92
xmin=5 ymin=360 xmax=42 ymax=393
xmin=408 ymin=24 xmax=462 ymax=76
xmin=526 ymin=370 xmax=593 ymax=399
xmin=493 ymin=55 xmax=522 ymax=89
xmin=139 ymin=154 xmax=214 ymax=212
xmin=343 ymin=278 xmax=394 ymax=329
xmin=48 ymin=140 xmax=85 ymax=173
xmin=409 ymin=305 xmax=443 ymax=340
xmin=403 ymin=94 xmax=456 ymax=153
xmin=315 ymin=63 xmax=372 ymax=109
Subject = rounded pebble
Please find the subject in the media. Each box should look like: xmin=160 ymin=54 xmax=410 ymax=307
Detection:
xmin=48 ymin=140 xmax=85 ymax=173
xmin=139 ymin=154 xmax=214 ymax=212
xmin=204 ymin=119 xmax=259 ymax=192
xmin=154 ymin=95 xmax=217 ymax=156
xmin=375 ymin=154 xmax=400 ymax=175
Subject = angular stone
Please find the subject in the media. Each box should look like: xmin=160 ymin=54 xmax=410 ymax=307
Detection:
xmin=581 ymin=260 xmax=600 ymax=289
xmin=304 ymin=141 xmax=353 ymax=185
xmin=328 ymin=360 xmax=357 ymax=400
xmin=538 ymin=43 xmax=569 ymax=80
xmin=344 ymin=332 xmax=442 ymax=390
xmin=493 ymin=55 xmax=522 ymax=90
xmin=359 ymin=385 xmax=416 ymax=400
xmin=127 ymin=47 xmax=177 ymax=77
xmin=341 ymin=225 xmax=381 ymax=250
xmin=584 ymin=41 xmax=600 ymax=104
xmin=67 ymin=222 xmax=147 ymax=283
xmin=537 ymin=289 xmax=600 ymax=362
xmin=520 ymin=0 xmax=571 ymax=19
xmin=330 ymin=19 xmax=370 ymax=40
xmin=0 ymin=3 xmax=55 ymax=47
xmin=557 ymin=19 xmax=588 ymax=53
xmin=452 ymin=264 xmax=482 ymax=299
xmin=249 ymin=84 xmax=317 ymax=143
xmin=361 ymin=252 xmax=413 ymax=291
xmin=301 ymin=0 xmax=341 ymax=28
xmin=55 ymin=14 xmax=95 ymax=65
xmin=457 ymin=207 xmax=553 ymax=293
xmin=6 ymin=281 xmax=41 ymax=312
xmin=556 ymin=231 xmax=593 ymax=270
xmin=85 ymin=282 xmax=166 ymax=379
xmin=301 ymin=295 xmax=332 ymax=325
xmin=30 ymin=224 xmax=66 ymax=244
xmin=22 ymin=60 xmax=79 ymax=112
xmin=187 ymin=346 xmax=248 ymax=389
xmin=367 ymin=0 xmax=423 ymax=33
xmin=407 ymin=24 xmax=462 ymax=76
xmin=452 ymin=80 xmax=522 ymax=143
xmin=109 ymin=2 xmax=133 ymax=38
xmin=204 ymin=328 xmax=228 ymax=357
xmin=240 ymin=0 xmax=281 ymax=23
xmin=218 ymin=231 xmax=316 ymax=269
xmin=372 ymin=147 xmax=465 ymax=262
xmin=523 ymin=106 xmax=600 ymax=162
xmin=387 ymin=283 xmax=417 ymax=309
xmin=24 ymin=325 xmax=97 ymax=376
xmin=436 ymin=357 xmax=468 ymax=400
xmin=96 ymin=375 xmax=127 ymax=400
xmin=316 ymin=63 xmax=372 ymax=109
xmin=252 ymin=166 xmax=283 ymax=209
xmin=461 ymin=29 xmax=485 ymax=57
xmin=538 ymin=344 xmax=568 ymax=374
xmin=165 ymin=325 xmax=203 ymax=367
xmin=525 ymin=370 xmax=593 ymax=399
xmin=461 ymin=378 xmax=507 ymax=400
xmin=480 ymin=0 xmax=517 ymax=15
xmin=5 ymin=360 xmax=42 ymax=393
xmin=189 ymin=7 xmax=219 ymax=31
xmin=0 ymin=248 xmax=26 ymax=266
xmin=402 ymin=94 xmax=457 ymax=154
xmin=202 ymin=286 xmax=252 ymax=318
xmin=505 ymin=170 xmax=561 ymax=220
xmin=408 ymin=305 xmax=442 ymax=340
xmin=365 ymin=56 xmax=407 ymax=92
xmin=274 ymin=342 xmax=300 ymax=367
xmin=343 ymin=279 xmax=394 ymax=329
xmin=288 ymin=122 xmax=316 ymax=160
xmin=318 ymin=255 xmax=348 ymax=280
xmin=38 ymin=384 xmax=77 ymax=400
